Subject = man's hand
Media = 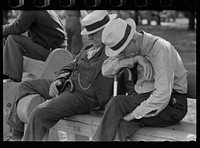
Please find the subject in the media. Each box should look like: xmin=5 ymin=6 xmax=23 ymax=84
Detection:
xmin=123 ymin=111 xmax=135 ymax=121
xmin=135 ymin=56 xmax=153 ymax=80
xmin=49 ymin=80 xmax=62 ymax=97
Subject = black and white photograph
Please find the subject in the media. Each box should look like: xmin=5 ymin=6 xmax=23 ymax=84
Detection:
xmin=2 ymin=0 xmax=197 ymax=142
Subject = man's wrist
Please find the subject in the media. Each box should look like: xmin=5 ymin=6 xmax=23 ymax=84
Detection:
xmin=131 ymin=56 xmax=139 ymax=64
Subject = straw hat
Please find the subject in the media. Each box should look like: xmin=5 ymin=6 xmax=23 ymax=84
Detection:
xmin=81 ymin=10 xmax=117 ymax=35
xmin=102 ymin=18 xmax=136 ymax=57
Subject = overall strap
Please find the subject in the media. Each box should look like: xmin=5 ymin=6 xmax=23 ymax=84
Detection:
xmin=149 ymin=38 xmax=160 ymax=51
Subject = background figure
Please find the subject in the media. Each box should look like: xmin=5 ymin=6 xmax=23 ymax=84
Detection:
xmin=63 ymin=11 xmax=83 ymax=58
xmin=3 ymin=10 xmax=10 ymax=25
xmin=3 ymin=10 xmax=67 ymax=82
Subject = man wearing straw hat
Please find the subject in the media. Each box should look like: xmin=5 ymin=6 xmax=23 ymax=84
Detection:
xmin=7 ymin=10 xmax=119 ymax=141
xmin=93 ymin=18 xmax=188 ymax=141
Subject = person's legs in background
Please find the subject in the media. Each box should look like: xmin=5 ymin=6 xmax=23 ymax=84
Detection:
xmin=6 ymin=79 xmax=53 ymax=140
xmin=3 ymin=35 xmax=50 ymax=82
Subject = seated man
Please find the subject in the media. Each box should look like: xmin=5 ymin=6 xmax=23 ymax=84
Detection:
xmin=6 ymin=10 xmax=117 ymax=141
xmin=3 ymin=10 xmax=68 ymax=82
xmin=93 ymin=18 xmax=188 ymax=141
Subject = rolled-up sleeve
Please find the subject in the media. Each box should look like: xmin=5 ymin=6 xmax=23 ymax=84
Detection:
xmin=131 ymin=44 xmax=174 ymax=119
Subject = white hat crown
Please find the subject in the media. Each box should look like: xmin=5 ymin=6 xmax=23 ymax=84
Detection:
xmin=102 ymin=18 xmax=136 ymax=57
xmin=102 ymin=18 xmax=128 ymax=48
xmin=82 ymin=10 xmax=109 ymax=26
xmin=81 ymin=10 xmax=117 ymax=35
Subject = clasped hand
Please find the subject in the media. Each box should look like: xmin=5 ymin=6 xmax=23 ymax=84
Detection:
xmin=135 ymin=55 xmax=153 ymax=81
xmin=49 ymin=80 xmax=62 ymax=97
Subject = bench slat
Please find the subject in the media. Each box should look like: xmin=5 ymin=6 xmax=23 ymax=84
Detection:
xmin=50 ymin=115 xmax=196 ymax=141
xmin=52 ymin=119 xmax=97 ymax=138
xmin=165 ymin=122 xmax=196 ymax=134
xmin=63 ymin=115 xmax=196 ymax=134
xmin=132 ymin=127 xmax=196 ymax=141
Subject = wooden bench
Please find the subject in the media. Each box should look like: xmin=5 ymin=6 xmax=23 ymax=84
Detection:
xmin=7 ymin=53 xmax=196 ymax=141
xmin=48 ymin=70 xmax=196 ymax=141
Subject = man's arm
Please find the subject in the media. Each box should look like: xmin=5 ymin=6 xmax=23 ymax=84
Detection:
xmin=55 ymin=47 xmax=86 ymax=83
xmin=3 ymin=11 xmax=36 ymax=38
xmin=124 ymin=44 xmax=175 ymax=120
xmin=102 ymin=56 xmax=136 ymax=77
xmin=102 ymin=55 xmax=152 ymax=79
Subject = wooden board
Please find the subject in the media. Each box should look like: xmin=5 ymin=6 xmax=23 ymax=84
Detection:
xmin=49 ymin=115 xmax=196 ymax=141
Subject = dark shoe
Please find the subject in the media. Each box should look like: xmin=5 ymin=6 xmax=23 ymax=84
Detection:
xmin=3 ymin=74 xmax=9 ymax=79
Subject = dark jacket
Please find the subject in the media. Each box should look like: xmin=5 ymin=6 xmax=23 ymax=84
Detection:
xmin=3 ymin=10 xmax=67 ymax=50
xmin=64 ymin=10 xmax=83 ymax=56
xmin=56 ymin=44 xmax=114 ymax=108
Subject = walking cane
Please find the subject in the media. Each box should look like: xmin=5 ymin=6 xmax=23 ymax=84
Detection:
xmin=113 ymin=68 xmax=132 ymax=97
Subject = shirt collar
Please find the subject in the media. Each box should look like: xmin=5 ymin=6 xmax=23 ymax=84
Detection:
xmin=139 ymin=30 xmax=158 ymax=55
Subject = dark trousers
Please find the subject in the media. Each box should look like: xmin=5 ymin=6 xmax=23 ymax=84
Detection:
xmin=3 ymin=35 xmax=50 ymax=81
xmin=7 ymin=79 xmax=99 ymax=141
xmin=93 ymin=91 xmax=187 ymax=141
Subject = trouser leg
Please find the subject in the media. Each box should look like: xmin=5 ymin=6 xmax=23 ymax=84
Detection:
xmin=22 ymin=91 xmax=97 ymax=141
xmin=7 ymin=79 xmax=53 ymax=133
xmin=137 ymin=92 xmax=187 ymax=127
xmin=92 ymin=94 xmax=143 ymax=141
xmin=93 ymin=92 xmax=187 ymax=141
xmin=65 ymin=16 xmax=83 ymax=56
xmin=3 ymin=35 xmax=50 ymax=81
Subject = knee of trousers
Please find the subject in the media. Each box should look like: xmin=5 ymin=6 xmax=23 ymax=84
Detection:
xmin=105 ymin=96 xmax=122 ymax=111
xmin=30 ymin=107 xmax=50 ymax=124
xmin=17 ymin=81 xmax=32 ymax=93
xmin=6 ymin=35 xmax=20 ymax=43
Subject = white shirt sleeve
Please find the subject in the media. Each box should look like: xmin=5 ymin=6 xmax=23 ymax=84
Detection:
xmin=102 ymin=57 xmax=135 ymax=77
xmin=132 ymin=44 xmax=175 ymax=119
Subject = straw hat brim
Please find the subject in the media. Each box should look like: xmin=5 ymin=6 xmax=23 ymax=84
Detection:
xmin=81 ymin=14 xmax=117 ymax=36
xmin=105 ymin=18 xmax=136 ymax=57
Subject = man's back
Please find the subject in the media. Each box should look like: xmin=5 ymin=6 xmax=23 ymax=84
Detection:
xmin=3 ymin=10 xmax=67 ymax=50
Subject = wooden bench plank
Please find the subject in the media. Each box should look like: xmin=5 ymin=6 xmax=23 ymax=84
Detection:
xmin=63 ymin=115 xmax=196 ymax=134
xmin=165 ymin=122 xmax=196 ymax=134
xmin=50 ymin=115 xmax=196 ymax=141
xmin=132 ymin=127 xmax=196 ymax=141
xmin=52 ymin=119 xmax=98 ymax=138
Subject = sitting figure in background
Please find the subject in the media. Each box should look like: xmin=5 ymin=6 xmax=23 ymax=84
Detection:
xmin=93 ymin=18 xmax=188 ymax=141
xmin=3 ymin=10 xmax=67 ymax=82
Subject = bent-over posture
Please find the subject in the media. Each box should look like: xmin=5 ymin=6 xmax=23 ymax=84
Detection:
xmin=93 ymin=18 xmax=188 ymax=141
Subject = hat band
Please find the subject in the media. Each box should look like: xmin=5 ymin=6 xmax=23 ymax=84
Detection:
xmin=85 ymin=15 xmax=109 ymax=32
xmin=110 ymin=24 xmax=131 ymax=51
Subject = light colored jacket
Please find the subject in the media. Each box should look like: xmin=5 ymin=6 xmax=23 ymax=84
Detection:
xmin=102 ymin=31 xmax=187 ymax=118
